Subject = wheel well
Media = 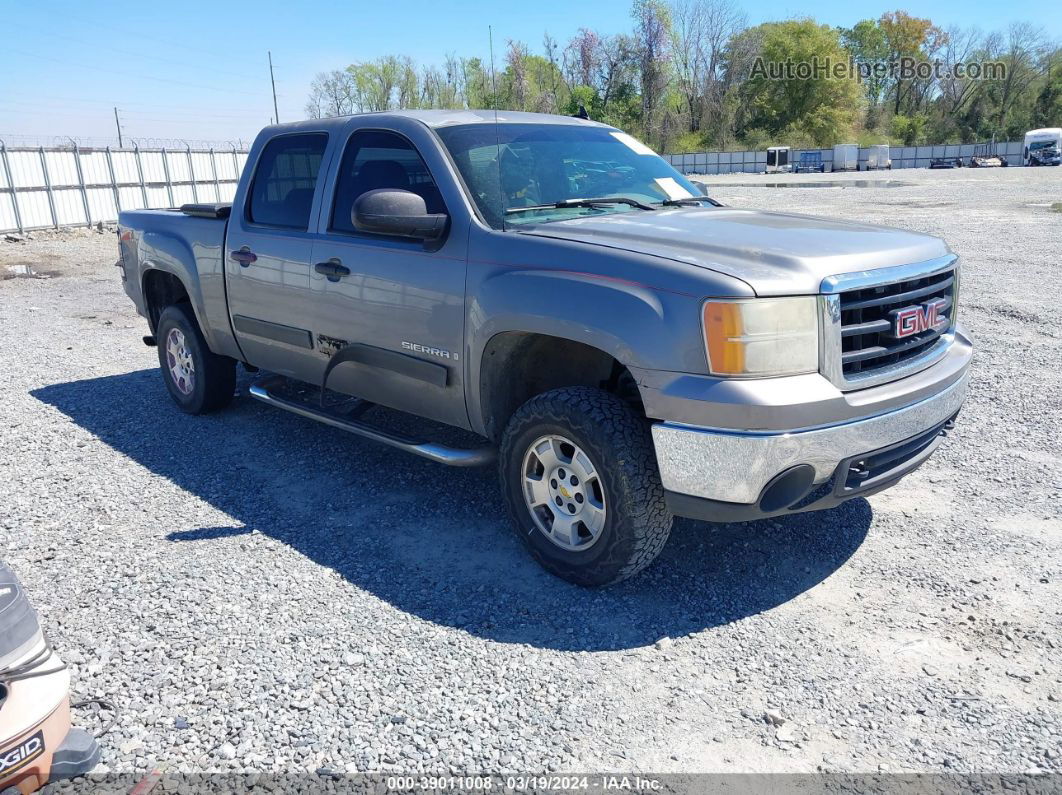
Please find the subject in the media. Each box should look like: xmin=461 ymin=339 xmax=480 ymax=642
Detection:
xmin=142 ymin=269 xmax=190 ymax=333
xmin=479 ymin=332 xmax=643 ymax=441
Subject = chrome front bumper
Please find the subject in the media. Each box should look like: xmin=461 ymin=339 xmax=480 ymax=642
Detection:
xmin=652 ymin=370 xmax=968 ymax=505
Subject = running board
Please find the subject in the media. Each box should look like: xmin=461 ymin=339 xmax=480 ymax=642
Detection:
xmin=248 ymin=375 xmax=496 ymax=467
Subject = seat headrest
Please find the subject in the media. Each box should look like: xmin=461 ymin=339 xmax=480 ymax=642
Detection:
xmin=355 ymin=160 xmax=410 ymax=192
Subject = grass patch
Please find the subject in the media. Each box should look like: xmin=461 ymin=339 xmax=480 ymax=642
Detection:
xmin=1052 ymin=202 xmax=1062 ymax=213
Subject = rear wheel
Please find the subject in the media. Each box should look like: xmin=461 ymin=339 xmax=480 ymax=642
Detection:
xmin=499 ymin=387 xmax=673 ymax=586
xmin=156 ymin=303 xmax=236 ymax=414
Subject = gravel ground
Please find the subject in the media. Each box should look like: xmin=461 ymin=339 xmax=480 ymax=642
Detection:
xmin=1 ymin=167 xmax=1059 ymax=783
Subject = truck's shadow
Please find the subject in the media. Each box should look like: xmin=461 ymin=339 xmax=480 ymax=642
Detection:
xmin=32 ymin=369 xmax=871 ymax=652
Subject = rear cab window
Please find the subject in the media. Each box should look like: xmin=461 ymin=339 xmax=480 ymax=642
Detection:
xmin=247 ymin=133 xmax=328 ymax=229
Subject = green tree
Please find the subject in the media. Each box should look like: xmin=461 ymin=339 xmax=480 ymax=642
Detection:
xmin=462 ymin=58 xmax=495 ymax=108
xmin=1032 ymin=56 xmax=1062 ymax=127
xmin=561 ymin=29 xmax=642 ymax=131
xmin=878 ymin=11 xmax=947 ymax=116
xmin=501 ymin=43 xmax=571 ymax=113
xmin=891 ymin=113 xmax=928 ymax=144
xmin=737 ymin=19 xmax=862 ymax=146
xmin=841 ymin=19 xmax=890 ymax=124
xmin=632 ymin=0 xmax=672 ymax=147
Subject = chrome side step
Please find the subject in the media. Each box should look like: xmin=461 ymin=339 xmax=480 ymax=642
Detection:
xmin=248 ymin=375 xmax=496 ymax=467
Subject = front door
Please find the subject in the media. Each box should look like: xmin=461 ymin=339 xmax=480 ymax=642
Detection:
xmin=225 ymin=131 xmax=331 ymax=383
xmin=308 ymin=127 xmax=468 ymax=428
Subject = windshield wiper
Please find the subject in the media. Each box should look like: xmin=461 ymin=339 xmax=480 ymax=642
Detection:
xmin=659 ymin=196 xmax=724 ymax=208
xmin=506 ymin=196 xmax=657 ymax=215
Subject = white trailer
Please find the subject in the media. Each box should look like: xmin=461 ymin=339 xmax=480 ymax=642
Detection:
xmin=864 ymin=144 xmax=891 ymax=170
xmin=766 ymin=146 xmax=791 ymax=173
xmin=832 ymin=144 xmax=858 ymax=171
xmin=1023 ymin=128 xmax=1061 ymax=166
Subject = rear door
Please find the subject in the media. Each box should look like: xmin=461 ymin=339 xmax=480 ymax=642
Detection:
xmin=225 ymin=131 xmax=331 ymax=382
xmin=308 ymin=125 xmax=469 ymax=428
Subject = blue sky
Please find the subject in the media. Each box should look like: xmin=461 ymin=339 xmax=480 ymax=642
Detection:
xmin=2 ymin=0 xmax=1058 ymax=145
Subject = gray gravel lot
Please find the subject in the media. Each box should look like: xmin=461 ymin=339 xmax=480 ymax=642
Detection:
xmin=1 ymin=167 xmax=1059 ymax=780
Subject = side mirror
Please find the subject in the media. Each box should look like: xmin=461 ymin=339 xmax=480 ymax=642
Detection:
xmin=352 ymin=189 xmax=448 ymax=241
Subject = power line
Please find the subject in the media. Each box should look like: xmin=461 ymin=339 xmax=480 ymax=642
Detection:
xmin=8 ymin=47 xmax=275 ymax=96
xmin=33 ymin=6 xmax=241 ymax=61
xmin=18 ymin=26 xmax=264 ymax=82
xmin=0 ymin=92 xmax=280 ymax=114
xmin=0 ymin=102 xmax=281 ymax=124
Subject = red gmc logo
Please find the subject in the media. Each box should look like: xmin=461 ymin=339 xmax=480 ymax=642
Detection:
xmin=891 ymin=298 xmax=947 ymax=338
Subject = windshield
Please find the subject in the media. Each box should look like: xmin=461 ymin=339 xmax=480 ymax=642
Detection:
xmin=1029 ymin=140 xmax=1059 ymax=151
xmin=434 ymin=123 xmax=704 ymax=228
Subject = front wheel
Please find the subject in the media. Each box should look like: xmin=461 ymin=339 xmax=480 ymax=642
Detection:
xmin=499 ymin=387 xmax=673 ymax=587
xmin=156 ymin=303 xmax=236 ymax=414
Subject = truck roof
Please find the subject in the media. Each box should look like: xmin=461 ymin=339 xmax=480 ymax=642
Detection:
xmin=261 ymin=109 xmax=615 ymax=136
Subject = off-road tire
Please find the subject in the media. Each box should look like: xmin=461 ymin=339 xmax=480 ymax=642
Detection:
xmin=156 ymin=303 xmax=236 ymax=415
xmin=499 ymin=386 xmax=673 ymax=587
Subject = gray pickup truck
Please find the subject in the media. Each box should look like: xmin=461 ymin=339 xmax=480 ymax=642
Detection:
xmin=117 ymin=110 xmax=971 ymax=586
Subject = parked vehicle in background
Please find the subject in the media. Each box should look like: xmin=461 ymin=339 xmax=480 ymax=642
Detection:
xmin=863 ymin=145 xmax=891 ymax=170
xmin=766 ymin=146 xmax=791 ymax=173
xmin=1023 ymin=128 xmax=1061 ymax=166
xmin=929 ymin=156 xmax=963 ymax=169
xmin=969 ymin=142 xmax=1008 ymax=168
xmin=794 ymin=151 xmax=826 ymax=173
xmin=116 ymin=110 xmax=972 ymax=587
xmin=832 ymin=144 xmax=858 ymax=172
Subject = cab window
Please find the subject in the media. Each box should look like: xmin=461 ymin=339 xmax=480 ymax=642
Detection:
xmin=247 ymin=133 xmax=328 ymax=229
xmin=331 ymin=130 xmax=445 ymax=234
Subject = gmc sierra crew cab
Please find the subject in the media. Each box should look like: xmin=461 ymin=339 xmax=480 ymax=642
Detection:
xmin=117 ymin=110 xmax=972 ymax=586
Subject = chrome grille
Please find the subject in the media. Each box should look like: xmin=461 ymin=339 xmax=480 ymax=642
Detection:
xmin=821 ymin=256 xmax=958 ymax=390
xmin=840 ymin=269 xmax=954 ymax=376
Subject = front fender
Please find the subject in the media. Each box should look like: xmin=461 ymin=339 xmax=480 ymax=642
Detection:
xmin=471 ymin=268 xmax=709 ymax=370
xmin=466 ymin=267 xmax=711 ymax=435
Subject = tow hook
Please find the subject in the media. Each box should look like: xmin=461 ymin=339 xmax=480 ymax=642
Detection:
xmin=850 ymin=461 xmax=870 ymax=482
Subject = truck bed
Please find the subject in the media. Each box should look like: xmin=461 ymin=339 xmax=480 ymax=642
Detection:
xmin=117 ymin=207 xmax=238 ymax=359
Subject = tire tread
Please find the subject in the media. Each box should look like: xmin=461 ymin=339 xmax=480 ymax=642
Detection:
xmin=157 ymin=303 xmax=236 ymax=415
xmin=499 ymin=386 xmax=672 ymax=586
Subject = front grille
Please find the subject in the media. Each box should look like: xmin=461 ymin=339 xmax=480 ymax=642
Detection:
xmin=838 ymin=268 xmax=955 ymax=378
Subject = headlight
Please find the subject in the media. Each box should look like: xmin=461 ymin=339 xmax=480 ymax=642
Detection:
xmin=702 ymin=297 xmax=819 ymax=377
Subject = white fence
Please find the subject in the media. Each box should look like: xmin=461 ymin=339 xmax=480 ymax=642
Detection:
xmin=663 ymin=140 xmax=1025 ymax=175
xmin=0 ymin=144 xmax=250 ymax=234
xmin=1 ymin=138 xmax=1032 ymax=232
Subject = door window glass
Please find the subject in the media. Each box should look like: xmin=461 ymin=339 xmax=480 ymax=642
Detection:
xmin=248 ymin=133 xmax=328 ymax=229
xmin=331 ymin=130 xmax=445 ymax=234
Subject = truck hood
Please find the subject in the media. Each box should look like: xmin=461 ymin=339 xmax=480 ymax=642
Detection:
xmin=519 ymin=207 xmax=950 ymax=296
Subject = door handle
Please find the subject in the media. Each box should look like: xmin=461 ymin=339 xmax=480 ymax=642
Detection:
xmin=229 ymin=248 xmax=257 ymax=267
xmin=314 ymin=259 xmax=350 ymax=282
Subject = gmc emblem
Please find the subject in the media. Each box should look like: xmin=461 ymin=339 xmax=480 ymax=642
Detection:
xmin=890 ymin=298 xmax=947 ymax=339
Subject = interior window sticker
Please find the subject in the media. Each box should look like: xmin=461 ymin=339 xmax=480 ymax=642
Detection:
xmin=653 ymin=177 xmax=694 ymax=200
xmin=610 ymin=131 xmax=656 ymax=156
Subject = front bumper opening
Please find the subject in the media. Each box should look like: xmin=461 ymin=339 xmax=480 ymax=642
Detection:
xmin=838 ymin=415 xmax=955 ymax=494
xmin=666 ymin=413 xmax=958 ymax=523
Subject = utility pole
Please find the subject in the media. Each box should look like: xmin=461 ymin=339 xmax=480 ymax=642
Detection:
xmin=114 ymin=106 xmax=124 ymax=148
xmin=268 ymin=51 xmax=279 ymax=124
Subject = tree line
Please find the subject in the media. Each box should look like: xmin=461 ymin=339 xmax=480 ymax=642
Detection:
xmin=305 ymin=1 xmax=1061 ymax=152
